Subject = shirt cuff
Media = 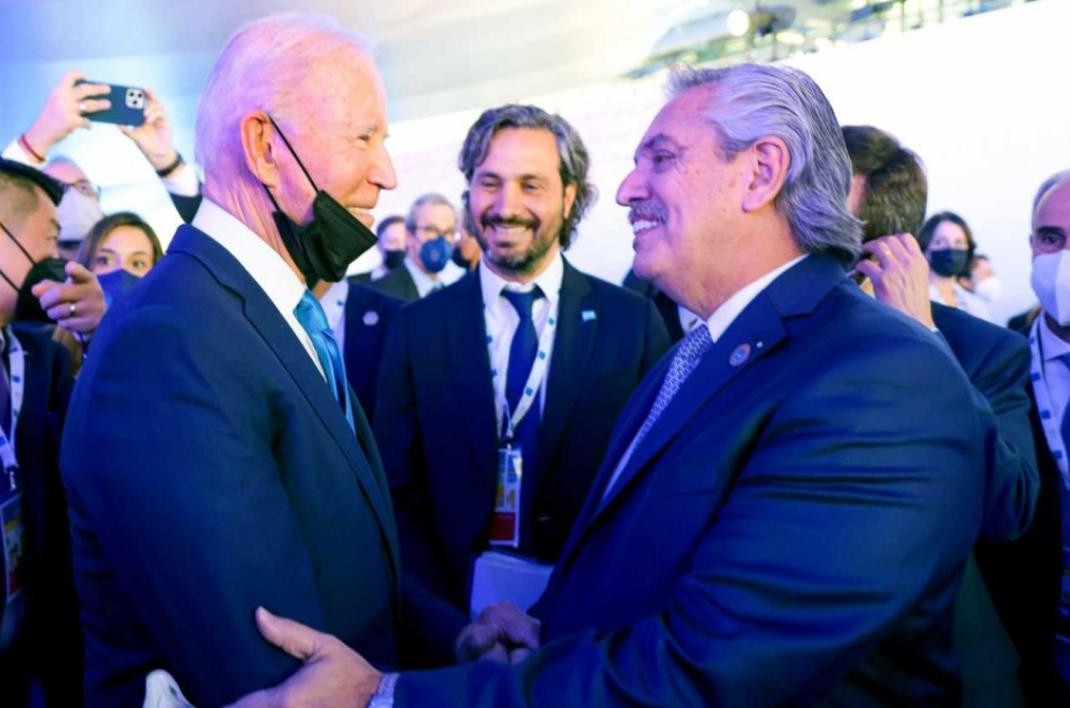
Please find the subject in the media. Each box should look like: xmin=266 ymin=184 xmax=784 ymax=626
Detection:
xmin=161 ymin=163 xmax=201 ymax=197
xmin=2 ymin=139 xmax=41 ymax=167
xmin=367 ymin=671 xmax=399 ymax=708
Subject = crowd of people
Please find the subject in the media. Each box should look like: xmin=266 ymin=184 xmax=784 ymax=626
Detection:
xmin=0 ymin=11 xmax=1068 ymax=708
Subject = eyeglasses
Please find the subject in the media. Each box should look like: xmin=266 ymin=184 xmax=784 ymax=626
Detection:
xmin=62 ymin=179 xmax=101 ymax=200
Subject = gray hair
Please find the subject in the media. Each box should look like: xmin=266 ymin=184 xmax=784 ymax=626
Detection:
xmin=1032 ymin=170 xmax=1070 ymax=223
xmin=194 ymin=13 xmax=369 ymax=182
xmin=668 ymin=64 xmax=862 ymax=264
xmin=458 ymin=104 xmax=596 ymax=249
xmin=405 ymin=193 xmax=455 ymax=233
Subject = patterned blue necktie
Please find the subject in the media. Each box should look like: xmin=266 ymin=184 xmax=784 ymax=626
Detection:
xmin=501 ymin=287 xmax=544 ymax=553
xmin=603 ymin=323 xmax=712 ymax=498
xmin=295 ymin=291 xmax=354 ymax=431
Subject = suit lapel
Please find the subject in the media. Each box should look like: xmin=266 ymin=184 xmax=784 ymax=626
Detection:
xmin=581 ymin=254 xmax=848 ymax=528
xmin=445 ymin=274 xmax=499 ymax=488
xmin=169 ymin=226 xmax=401 ymax=577
xmin=535 ymin=262 xmax=596 ymax=482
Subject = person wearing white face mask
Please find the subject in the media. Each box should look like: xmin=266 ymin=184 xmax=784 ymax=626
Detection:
xmin=1001 ymin=169 xmax=1070 ymax=700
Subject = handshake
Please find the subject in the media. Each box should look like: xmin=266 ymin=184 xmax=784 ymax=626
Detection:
xmin=218 ymin=602 xmax=541 ymax=708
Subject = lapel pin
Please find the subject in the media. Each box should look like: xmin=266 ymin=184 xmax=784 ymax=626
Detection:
xmin=729 ymin=343 xmax=751 ymax=367
xmin=582 ymin=310 xmax=596 ymax=322
xmin=362 ymin=310 xmax=380 ymax=326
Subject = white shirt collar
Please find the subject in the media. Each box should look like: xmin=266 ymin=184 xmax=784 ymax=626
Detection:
xmin=403 ymin=256 xmax=466 ymax=297
xmin=705 ymin=254 xmax=808 ymax=343
xmin=192 ymin=198 xmax=308 ymax=316
xmin=478 ymin=251 xmax=565 ymax=307
xmin=1039 ymin=313 xmax=1070 ymax=363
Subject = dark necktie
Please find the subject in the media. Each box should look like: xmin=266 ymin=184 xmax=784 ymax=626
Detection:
xmin=501 ymin=287 xmax=544 ymax=553
xmin=1058 ymin=354 xmax=1070 ymax=458
xmin=294 ymin=291 xmax=354 ymax=431
xmin=0 ymin=334 xmax=11 ymax=439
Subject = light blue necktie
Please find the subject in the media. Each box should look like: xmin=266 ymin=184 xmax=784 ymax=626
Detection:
xmin=295 ymin=290 xmax=354 ymax=431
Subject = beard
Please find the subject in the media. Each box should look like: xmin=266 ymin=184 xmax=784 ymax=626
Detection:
xmin=473 ymin=208 xmax=564 ymax=277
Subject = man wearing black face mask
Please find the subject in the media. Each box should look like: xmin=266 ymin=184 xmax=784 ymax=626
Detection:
xmin=373 ymin=193 xmax=467 ymax=301
xmin=59 ymin=15 xmax=461 ymax=707
xmin=0 ymin=160 xmax=85 ymax=706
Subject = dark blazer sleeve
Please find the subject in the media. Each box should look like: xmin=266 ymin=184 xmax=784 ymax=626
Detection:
xmin=934 ymin=307 xmax=1038 ymax=541
xmin=373 ymin=310 xmax=451 ymax=595
xmin=61 ymin=309 xmax=330 ymax=706
xmin=394 ymin=334 xmax=985 ymax=706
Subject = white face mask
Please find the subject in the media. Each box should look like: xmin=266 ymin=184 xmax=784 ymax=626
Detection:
xmin=56 ymin=188 xmax=105 ymax=244
xmin=973 ymin=276 xmax=1003 ymax=303
xmin=1031 ymin=250 xmax=1070 ymax=325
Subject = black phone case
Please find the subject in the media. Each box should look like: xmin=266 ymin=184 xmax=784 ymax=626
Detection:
xmin=76 ymin=80 xmax=146 ymax=126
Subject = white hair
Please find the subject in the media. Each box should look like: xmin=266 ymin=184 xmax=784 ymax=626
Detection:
xmin=1032 ymin=169 xmax=1070 ymax=225
xmin=194 ymin=13 xmax=369 ymax=182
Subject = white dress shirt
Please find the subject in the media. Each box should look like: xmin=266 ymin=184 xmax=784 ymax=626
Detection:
xmin=403 ymin=256 xmax=466 ymax=298
xmin=603 ymin=255 xmax=807 ymax=499
xmin=479 ymin=253 xmax=565 ymax=431
xmin=191 ymin=199 xmax=325 ymax=379
xmin=1039 ymin=315 xmax=1070 ymax=432
xmin=677 ymin=304 xmax=705 ymax=335
xmin=319 ymin=279 xmax=349 ymax=358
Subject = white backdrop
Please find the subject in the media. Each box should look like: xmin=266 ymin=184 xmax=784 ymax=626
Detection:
xmin=5 ymin=0 xmax=1066 ymax=325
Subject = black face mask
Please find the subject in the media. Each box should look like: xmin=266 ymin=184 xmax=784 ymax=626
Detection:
xmin=928 ymin=248 xmax=969 ymax=278
xmin=0 ymin=217 xmax=68 ymax=323
xmin=383 ymin=249 xmax=406 ymax=270
xmin=262 ymin=115 xmax=378 ymax=288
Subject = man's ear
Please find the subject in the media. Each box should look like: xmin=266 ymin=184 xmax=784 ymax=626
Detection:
xmin=240 ymin=112 xmax=279 ymax=187
xmin=562 ymin=183 xmax=577 ymax=221
xmin=741 ymin=136 xmax=790 ymax=213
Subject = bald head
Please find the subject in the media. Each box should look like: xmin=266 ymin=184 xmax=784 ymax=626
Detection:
xmin=195 ymin=13 xmax=373 ymax=186
xmin=1032 ymin=170 xmax=1070 ymax=230
xmin=43 ymin=157 xmax=91 ymax=190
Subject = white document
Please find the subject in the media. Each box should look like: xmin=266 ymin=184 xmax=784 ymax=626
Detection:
xmin=470 ymin=550 xmax=553 ymax=619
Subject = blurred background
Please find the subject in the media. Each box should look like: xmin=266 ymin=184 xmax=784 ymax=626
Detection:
xmin=0 ymin=0 xmax=1061 ymax=324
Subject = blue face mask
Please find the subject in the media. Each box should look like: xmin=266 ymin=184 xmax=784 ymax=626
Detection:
xmin=419 ymin=235 xmax=452 ymax=273
xmin=97 ymin=268 xmax=142 ymax=308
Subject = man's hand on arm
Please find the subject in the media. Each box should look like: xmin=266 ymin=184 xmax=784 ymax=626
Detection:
xmin=855 ymin=233 xmax=936 ymax=329
xmin=227 ymin=608 xmax=382 ymax=708
xmin=31 ymin=261 xmax=105 ymax=334
xmin=22 ymin=70 xmax=111 ymax=159
xmin=454 ymin=601 xmax=540 ymax=665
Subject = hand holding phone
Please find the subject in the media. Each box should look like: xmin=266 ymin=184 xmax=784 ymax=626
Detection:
xmin=21 ymin=70 xmax=112 ymax=158
xmin=75 ymin=79 xmax=147 ymax=126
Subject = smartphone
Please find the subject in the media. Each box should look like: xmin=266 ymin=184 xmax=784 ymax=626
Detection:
xmin=75 ymin=80 xmax=146 ymax=126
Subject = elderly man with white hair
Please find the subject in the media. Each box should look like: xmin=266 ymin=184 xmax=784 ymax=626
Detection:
xmin=58 ymin=14 xmax=458 ymax=707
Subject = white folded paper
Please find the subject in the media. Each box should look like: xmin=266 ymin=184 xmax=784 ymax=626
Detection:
xmin=470 ymin=551 xmax=553 ymax=619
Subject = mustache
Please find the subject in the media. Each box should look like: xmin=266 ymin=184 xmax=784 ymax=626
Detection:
xmin=481 ymin=214 xmax=538 ymax=230
xmin=627 ymin=200 xmax=666 ymax=223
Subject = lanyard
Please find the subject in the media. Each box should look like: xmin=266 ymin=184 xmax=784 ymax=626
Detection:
xmin=0 ymin=326 xmax=23 ymax=492
xmin=489 ymin=292 xmax=558 ymax=442
xmin=1029 ymin=318 xmax=1070 ymax=491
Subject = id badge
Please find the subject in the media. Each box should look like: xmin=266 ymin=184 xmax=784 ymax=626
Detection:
xmin=1 ymin=493 xmax=24 ymax=603
xmin=489 ymin=445 xmax=523 ymax=548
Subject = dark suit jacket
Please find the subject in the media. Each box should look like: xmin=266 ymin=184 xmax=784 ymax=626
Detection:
xmin=1007 ymin=306 xmax=1041 ymax=337
xmin=170 ymin=193 xmax=201 ymax=224
xmin=61 ymin=225 xmax=404 ymax=707
xmin=0 ymin=325 xmax=82 ymax=706
xmin=397 ymin=254 xmax=989 ymax=705
xmin=372 ymin=264 xmax=420 ymax=302
xmin=375 ymin=261 xmax=670 ymax=613
xmin=342 ymin=278 xmax=403 ymax=421
xmin=622 ymin=268 xmax=684 ymax=343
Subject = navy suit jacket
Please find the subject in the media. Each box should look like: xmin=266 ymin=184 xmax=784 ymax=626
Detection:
xmin=372 ymin=265 xmax=420 ymax=302
xmin=0 ymin=325 xmax=82 ymax=705
xmin=375 ymin=261 xmax=670 ymax=613
xmin=397 ymin=254 xmax=988 ymax=705
xmin=342 ymin=278 xmax=403 ymax=422
xmin=61 ymin=225 xmax=404 ymax=707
